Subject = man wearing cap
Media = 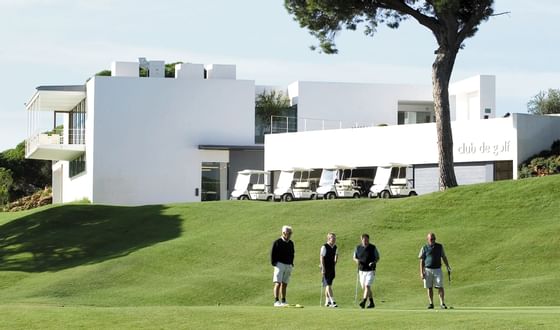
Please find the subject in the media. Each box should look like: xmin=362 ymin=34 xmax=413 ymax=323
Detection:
xmin=271 ymin=225 xmax=295 ymax=307
xmin=419 ymin=232 xmax=451 ymax=309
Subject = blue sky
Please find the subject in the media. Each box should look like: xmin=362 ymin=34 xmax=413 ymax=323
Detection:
xmin=1 ymin=0 xmax=559 ymax=151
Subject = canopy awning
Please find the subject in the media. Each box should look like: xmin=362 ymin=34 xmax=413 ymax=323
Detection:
xmin=25 ymin=85 xmax=86 ymax=112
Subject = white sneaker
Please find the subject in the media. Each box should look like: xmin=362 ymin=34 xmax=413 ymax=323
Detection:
xmin=281 ymin=301 xmax=288 ymax=306
xmin=274 ymin=301 xmax=283 ymax=307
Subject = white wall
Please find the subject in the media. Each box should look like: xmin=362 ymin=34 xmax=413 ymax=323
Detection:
xmin=288 ymin=81 xmax=433 ymax=129
xmin=449 ymin=75 xmax=496 ymax=120
xmin=89 ymin=75 xmax=254 ymax=205
xmin=265 ymin=117 xmax=517 ymax=171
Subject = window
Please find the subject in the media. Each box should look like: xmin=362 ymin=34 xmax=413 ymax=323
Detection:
xmin=69 ymin=99 xmax=86 ymax=144
xmin=70 ymin=154 xmax=86 ymax=178
xmin=255 ymin=104 xmax=297 ymax=144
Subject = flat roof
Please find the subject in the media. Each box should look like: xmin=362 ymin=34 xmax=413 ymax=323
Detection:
xmin=26 ymin=85 xmax=86 ymax=112
xmin=198 ymin=144 xmax=264 ymax=151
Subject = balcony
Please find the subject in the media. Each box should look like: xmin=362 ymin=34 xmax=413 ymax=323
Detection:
xmin=25 ymin=85 xmax=86 ymax=161
xmin=26 ymin=129 xmax=85 ymax=161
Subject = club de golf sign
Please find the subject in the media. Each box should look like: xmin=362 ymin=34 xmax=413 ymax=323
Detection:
xmin=457 ymin=140 xmax=512 ymax=156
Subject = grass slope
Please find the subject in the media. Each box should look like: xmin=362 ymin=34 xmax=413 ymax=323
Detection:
xmin=0 ymin=175 xmax=559 ymax=328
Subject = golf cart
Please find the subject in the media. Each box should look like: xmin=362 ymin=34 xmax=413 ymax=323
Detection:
xmin=230 ymin=170 xmax=274 ymax=201
xmin=369 ymin=164 xmax=417 ymax=199
xmin=274 ymin=168 xmax=317 ymax=202
xmin=316 ymin=166 xmax=361 ymax=199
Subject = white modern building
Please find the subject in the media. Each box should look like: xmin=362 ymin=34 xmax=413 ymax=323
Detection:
xmin=26 ymin=61 xmax=260 ymax=205
xmin=24 ymin=60 xmax=560 ymax=205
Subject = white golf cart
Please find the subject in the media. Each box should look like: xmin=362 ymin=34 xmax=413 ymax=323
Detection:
xmin=273 ymin=168 xmax=317 ymax=202
xmin=369 ymin=164 xmax=417 ymax=199
xmin=316 ymin=166 xmax=361 ymax=199
xmin=230 ymin=170 xmax=274 ymax=201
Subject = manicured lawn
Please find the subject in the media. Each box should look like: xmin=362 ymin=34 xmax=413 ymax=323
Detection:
xmin=1 ymin=305 xmax=559 ymax=329
xmin=0 ymin=175 xmax=559 ymax=328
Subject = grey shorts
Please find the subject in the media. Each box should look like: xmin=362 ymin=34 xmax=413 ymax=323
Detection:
xmin=423 ymin=268 xmax=443 ymax=288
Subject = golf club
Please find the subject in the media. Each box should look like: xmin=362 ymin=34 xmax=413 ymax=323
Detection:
xmin=320 ymin=276 xmax=323 ymax=307
xmin=354 ymin=268 xmax=359 ymax=306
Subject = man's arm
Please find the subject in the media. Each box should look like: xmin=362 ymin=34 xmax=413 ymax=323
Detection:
xmin=353 ymin=247 xmax=359 ymax=265
xmin=271 ymin=241 xmax=278 ymax=266
xmin=441 ymin=245 xmax=450 ymax=271
xmin=419 ymin=246 xmax=425 ymax=279
xmin=319 ymin=246 xmax=326 ymax=273
xmin=442 ymin=255 xmax=450 ymax=271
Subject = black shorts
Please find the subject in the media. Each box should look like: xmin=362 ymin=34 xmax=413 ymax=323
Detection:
xmin=322 ymin=272 xmax=335 ymax=286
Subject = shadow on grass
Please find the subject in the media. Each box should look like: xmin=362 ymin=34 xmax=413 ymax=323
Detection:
xmin=0 ymin=204 xmax=182 ymax=272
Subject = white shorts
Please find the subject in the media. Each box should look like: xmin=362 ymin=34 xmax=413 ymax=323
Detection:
xmin=359 ymin=270 xmax=375 ymax=287
xmin=273 ymin=262 xmax=293 ymax=284
xmin=423 ymin=268 xmax=444 ymax=288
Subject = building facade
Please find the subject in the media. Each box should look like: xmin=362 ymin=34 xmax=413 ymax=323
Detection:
xmin=24 ymin=60 xmax=558 ymax=205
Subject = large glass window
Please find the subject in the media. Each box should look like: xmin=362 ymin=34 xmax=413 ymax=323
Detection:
xmin=69 ymin=99 xmax=86 ymax=144
xmin=255 ymin=104 xmax=297 ymax=144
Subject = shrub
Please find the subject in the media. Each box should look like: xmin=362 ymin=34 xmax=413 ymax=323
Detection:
xmin=519 ymin=140 xmax=560 ymax=178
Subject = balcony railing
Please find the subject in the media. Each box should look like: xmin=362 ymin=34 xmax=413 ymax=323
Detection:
xmin=270 ymin=116 xmax=374 ymax=134
xmin=25 ymin=128 xmax=86 ymax=161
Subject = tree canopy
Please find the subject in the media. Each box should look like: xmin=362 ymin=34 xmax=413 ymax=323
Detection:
xmin=285 ymin=0 xmax=495 ymax=190
xmin=0 ymin=141 xmax=51 ymax=203
xmin=527 ymin=89 xmax=560 ymax=115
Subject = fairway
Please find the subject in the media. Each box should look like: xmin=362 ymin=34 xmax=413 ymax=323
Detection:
xmin=0 ymin=175 xmax=559 ymax=328
xmin=1 ymin=305 xmax=559 ymax=329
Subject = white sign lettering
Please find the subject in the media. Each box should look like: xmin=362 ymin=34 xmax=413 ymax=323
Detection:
xmin=457 ymin=140 xmax=511 ymax=156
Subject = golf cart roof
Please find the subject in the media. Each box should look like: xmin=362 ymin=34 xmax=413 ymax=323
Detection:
xmin=378 ymin=163 xmax=412 ymax=168
xmin=333 ymin=165 xmax=356 ymax=170
xmin=238 ymin=169 xmax=269 ymax=175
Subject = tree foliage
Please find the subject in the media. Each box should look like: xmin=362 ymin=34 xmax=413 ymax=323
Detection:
xmin=284 ymin=0 xmax=494 ymax=190
xmin=527 ymin=89 xmax=560 ymax=115
xmin=0 ymin=141 xmax=51 ymax=203
xmin=0 ymin=167 xmax=13 ymax=206
xmin=255 ymin=90 xmax=291 ymax=131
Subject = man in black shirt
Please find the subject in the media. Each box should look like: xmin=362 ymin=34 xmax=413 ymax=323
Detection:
xmin=320 ymin=232 xmax=339 ymax=307
xmin=271 ymin=225 xmax=295 ymax=307
xmin=419 ymin=232 xmax=451 ymax=309
xmin=353 ymin=233 xmax=380 ymax=309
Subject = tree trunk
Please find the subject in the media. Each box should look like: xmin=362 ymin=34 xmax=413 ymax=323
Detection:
xmin=432 ymin=50 xmax=458 ymax=190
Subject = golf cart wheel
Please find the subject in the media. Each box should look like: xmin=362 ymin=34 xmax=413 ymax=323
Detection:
xmin=353 ymin=193 xmax=360 ymax=199
xmin=409 ymin=191 xmax=418 ymax=196
xmin=380 ymin=190 xmax=391 ymax=199
xmin=266 ymin=196 xmax=273 ymax=201
xmin=326 ymin=192 xmax=336 ymax=200
xmin=282 ymin=194 xmax=294 ymax=202
xmin=239 ymin=195 xmax=249 ymax=200
xmin=310 ymin=194 xmax=317 ymax=200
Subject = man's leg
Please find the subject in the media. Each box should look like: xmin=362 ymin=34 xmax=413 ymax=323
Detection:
xmin=427 ymin=288 xmax=434 ymax=308
xmin=365 ymin=285 xmax=372 ymax=299
xmin=281 ymin=282 xmax=288 ymax=303
xmin=438 ymin=287 xmax=446 ymax=307
xmin=274 ymin=282 xmax=281 ymax=301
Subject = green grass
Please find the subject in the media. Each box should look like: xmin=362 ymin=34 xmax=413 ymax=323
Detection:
xmin=0 ymin=175 xmax=559 ymax=329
